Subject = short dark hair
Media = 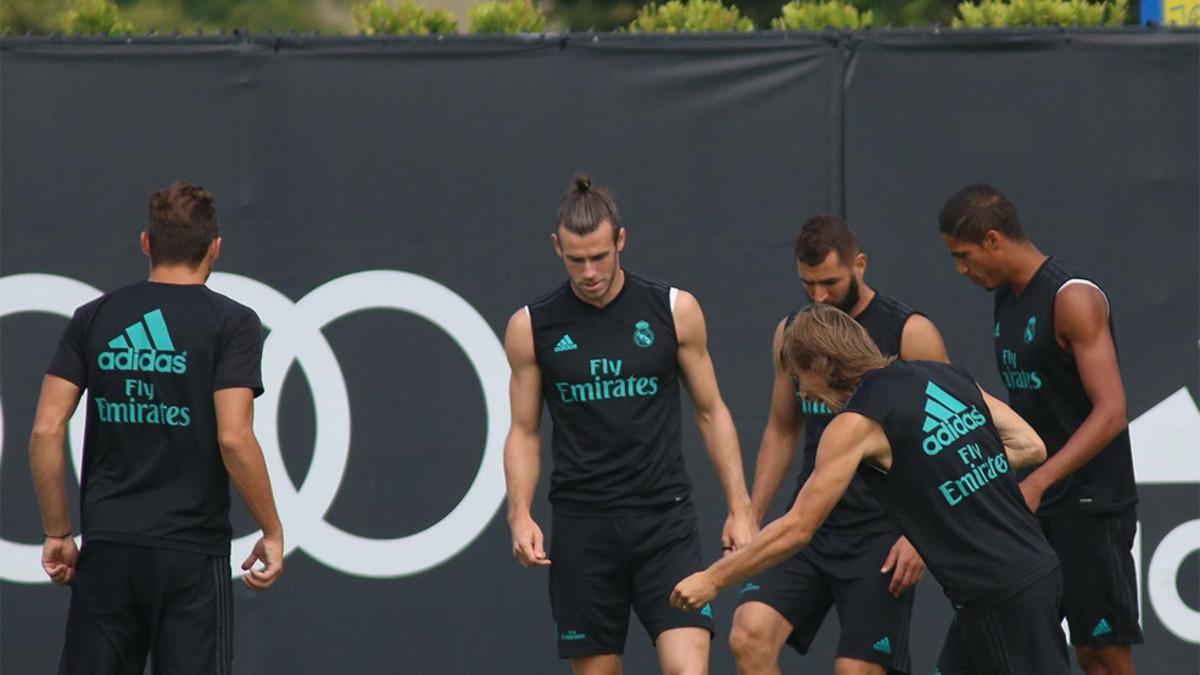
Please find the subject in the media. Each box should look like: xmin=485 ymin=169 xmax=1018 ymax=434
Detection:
xmin=556 ymin=174 xmax=620 ymax=241
xmin=147 ymin=181 xmax=218 ymax=267
xmin=794 ymin=214 xmax=860 ymax=267
xmin=938 ymin=184 xmax=1025 ymax=244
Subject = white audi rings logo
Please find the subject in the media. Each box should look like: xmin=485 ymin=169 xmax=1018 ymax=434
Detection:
xmin=0 ymin=271 xmax=509 ymax=582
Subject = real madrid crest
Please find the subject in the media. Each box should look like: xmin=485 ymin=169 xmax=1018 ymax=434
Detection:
xmin=633 ymin=320 xmax=654 ymax=348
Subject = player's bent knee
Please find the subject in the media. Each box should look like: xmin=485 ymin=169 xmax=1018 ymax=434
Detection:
xmin=662 ymin=666 xmax=708 ymax=675
xmin=729 ymin=604 xmax=788 ymax=664
xmin=569 ymin=654 xmax=623 ymax=675
xmin=1073 ymin=647 xmax=1097 ymax=669
xmin=657 ymin=627 xmax=711 ymax=675
xmin=834 ymin=656 xmax=887 ymax=675
xmin=1076 ymin=656 xmax=1108 ymax=675
xmin=659 ymin=659 xmax=708 ymax=675
xmin=728 ymin=622 xmax=770 ymax=661
xmin=1075 ymin=644 xmax=1133 ymax=675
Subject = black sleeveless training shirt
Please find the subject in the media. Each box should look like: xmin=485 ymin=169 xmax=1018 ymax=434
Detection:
xmin=844 ymin=360 xmax=1059 ymax=606
xmin=790 ymin=293 xmax=916 ymax=537
xmin=993 ymin=257 xmax=1137 ymax=516
xmin=528 ymin=271 xmax=689 ymax=515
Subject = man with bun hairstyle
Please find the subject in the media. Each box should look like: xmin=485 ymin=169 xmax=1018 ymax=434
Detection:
xmin=672 ymin=304 xmax=1070 ymax=675
xmin=503 ymin=175 xmax=756 ymax=674
xmin=31 ymin=181 xmax=283 ymax=674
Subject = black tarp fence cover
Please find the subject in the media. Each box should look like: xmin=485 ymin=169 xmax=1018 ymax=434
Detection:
xmin=1 ymin=29 xmax=1196 ymax=674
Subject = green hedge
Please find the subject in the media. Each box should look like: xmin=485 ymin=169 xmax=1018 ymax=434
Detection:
xmin=772 ymin=0 xmax=873 ymax=29
xmin=468 ymin=0 xmax=547 ymax=33
xmin=62 ymin=0 xmax=133 ymax=35
xmin=10 ymin=0 xmax=1142 ymax=37
xmin=954 ymin=0 xmax=1128 ymax=26
xmin=628 ymin=0 xmax=754 ymax=32
xmin=354 ymin=0 xmax=457 ymax=35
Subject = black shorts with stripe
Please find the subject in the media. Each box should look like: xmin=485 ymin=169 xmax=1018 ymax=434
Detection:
xmin=1040 ymin=508 xmax=1144 ymax=647
xmin=736 ymin=529 xmax=914 ymax=673
xmin=936 ymin=566 xmax=1070 ymax=675
xmin=58 ymin=541 xmax=233 ymax=675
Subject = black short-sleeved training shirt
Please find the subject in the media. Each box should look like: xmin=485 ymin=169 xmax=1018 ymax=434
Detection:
xmin=47 ymin=280 xmax=263 ymax=555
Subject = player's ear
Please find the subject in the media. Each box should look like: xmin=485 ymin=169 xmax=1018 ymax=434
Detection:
xmin=551 ymin=231 xmax=563 ymax=258
xmin=982 ymin=229 xmax=1003 ymax=251
xmin=615 ymin=227 xmax=626 ymax=253
xmin=140 ymin=231 xmax=152 ymax=258
xmin=853 ymin=251 xmax=867 ymax=276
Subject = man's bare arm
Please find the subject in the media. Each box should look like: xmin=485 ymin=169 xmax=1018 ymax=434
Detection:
xmin=30 ymin=375 xmax=83 ymax=541
xmin=1020 ymin=284 xmax=1127 ymax=510
xmin=748 ymin=318 xmax=803 ymax=524
xmin=215 ymin=387 xmax=284 ymax=590
xmin=671 ymin=412 xmax=881 ymax=608
xmin=899 ymin=314 xmax=951 ymax=363
xmin=502 ymin=308 xmax=550 ymax=567
xmin=979 ymin=386 xmax=1046 ymax=470
xmin=674 ymin=291 xmax=755 ymax=550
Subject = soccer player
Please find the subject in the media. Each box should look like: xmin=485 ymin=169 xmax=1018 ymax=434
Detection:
xmin=30 ymin=181 xmax=284 ymax=674
xmin=671 ymin=304 xmax=1070 ymax=675
xmin=503 ymin=175 xmax=755 ymax=674
xmin=938 ymin=184 xmax=1140 ymax=675
xmin=731 ymin=215 xmax=950 ymax=675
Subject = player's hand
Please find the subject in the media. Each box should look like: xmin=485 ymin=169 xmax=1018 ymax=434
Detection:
xmin=42 ymin=535 xmax=79 ymax=586
xmin=509 ymin=515 xmax=550 ymax=568
xmin=671 ymin=571 xmax=718 ymax=612
xmin=241 ymin=534 xmax=284 ymax=591
xmin=722 ymin=509 xmax=758 ymax=556
xmin=881 ymin=536 xmax=925 ymax=598
xmin=1018 ymin=479 xmax=1044 ymax=514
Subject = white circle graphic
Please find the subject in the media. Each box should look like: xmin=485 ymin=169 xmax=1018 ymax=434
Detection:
xmin=1147 ymin=519 xmax=1200 ymax=643
xmin=0 ymin=274 xmax=99 ymax=584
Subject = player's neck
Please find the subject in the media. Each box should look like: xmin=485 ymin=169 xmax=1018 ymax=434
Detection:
xmin=1005 ymin=243 xmax=1047 ymax=297
xmin=848 ymin=284 xmax=876 ymax=318
xmin=148 ymin=264 xmax=209 ymax=285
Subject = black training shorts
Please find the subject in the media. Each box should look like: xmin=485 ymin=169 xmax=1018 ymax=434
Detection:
xmin=936 ymin=565 xmax=1070 ymax=675
xmin=58 ymin=541 xmax=234 ymax=675
xmin=548 ymin=500 xmax=714 ymax=659
xmin=736 ymin=530 xmax=914 ymax=673
xmin=1040 ymin=508 xmax=1144 ymax=648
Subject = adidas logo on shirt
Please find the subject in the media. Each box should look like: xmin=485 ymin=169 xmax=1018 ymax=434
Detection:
xmin=921 ymin=381 xmax=987 ymax=456
xmin=872 ymin=636 xmax=892 ymax=654
xmin=1092 ymin=618 xmax=1113 ymax=637
xmin=554 ymin=334 xmax=578 ymax=353
xmin=97 ymin=309 xmax=188 ymax=374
